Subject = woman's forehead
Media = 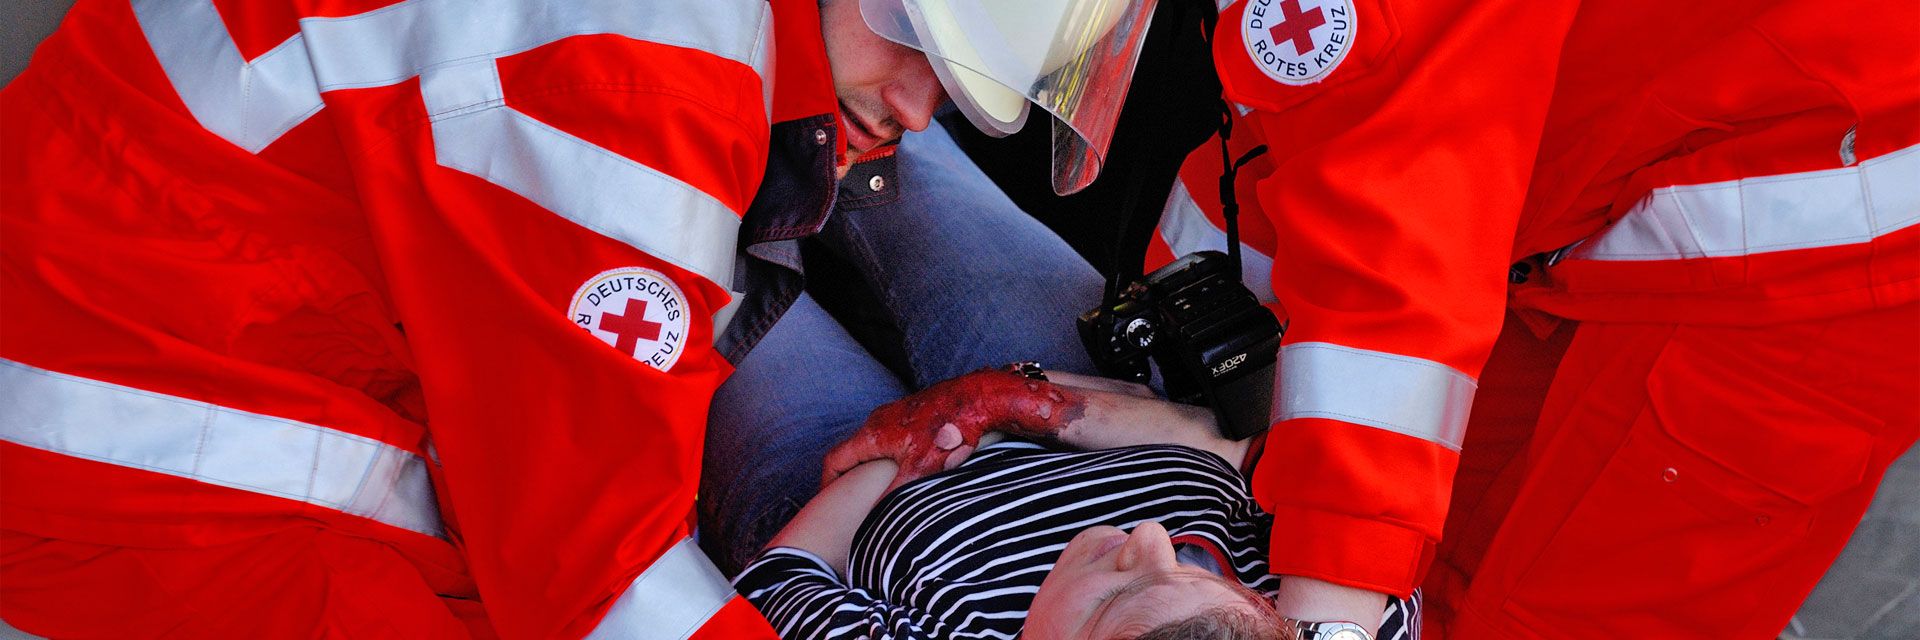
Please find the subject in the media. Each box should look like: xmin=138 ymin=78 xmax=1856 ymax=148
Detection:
xmin=1093 ymin=572 xmax=1259 ymax=629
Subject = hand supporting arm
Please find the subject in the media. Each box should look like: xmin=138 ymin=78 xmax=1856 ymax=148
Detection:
xmin=768 ymin=460 xmax=900 ymax=573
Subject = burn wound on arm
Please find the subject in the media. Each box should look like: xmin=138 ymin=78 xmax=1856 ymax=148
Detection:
xmin=822 ymin=369 xmax=1089 ymax=489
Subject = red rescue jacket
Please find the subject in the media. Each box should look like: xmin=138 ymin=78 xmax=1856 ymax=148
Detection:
xmin=1147 ymin=0 xmax=1919 ymax=596
xmin=1 ymin=0 xmax=848 ymax=637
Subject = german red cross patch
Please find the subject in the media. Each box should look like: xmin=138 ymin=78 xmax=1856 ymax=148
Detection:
xmin=1242 ymin=0 xmax=1355 ymax=86
xmin=571 ymin=267 xmax=691 ymax=371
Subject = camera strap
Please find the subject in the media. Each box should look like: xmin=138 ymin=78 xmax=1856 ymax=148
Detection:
xmin=1100 ymin=3 xmax=1268 ymax=306
xmin=1214 ymin=111 xmax=1268 ymax=277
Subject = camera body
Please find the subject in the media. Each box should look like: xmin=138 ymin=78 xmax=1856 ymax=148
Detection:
xmin=1078 ymin=250 xmax=1282 ymax=440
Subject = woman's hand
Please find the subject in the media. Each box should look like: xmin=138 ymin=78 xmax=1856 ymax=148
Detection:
xmin=821 ymin=368 xmax=1087 ymax=491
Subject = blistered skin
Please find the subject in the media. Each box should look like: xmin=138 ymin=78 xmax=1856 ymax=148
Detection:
xmin=823 ymin=368 xmax=1088 ymax=489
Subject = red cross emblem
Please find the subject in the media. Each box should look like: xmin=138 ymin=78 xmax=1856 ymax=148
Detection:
xmin=1268 ymin=0 xmax=1327 ymax=56
xmin=599 ymin=298 xmax=662 ymax=356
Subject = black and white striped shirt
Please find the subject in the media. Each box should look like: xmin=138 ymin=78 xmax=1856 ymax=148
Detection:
xmin=736 ymin=440 xmax=1416 ymax=639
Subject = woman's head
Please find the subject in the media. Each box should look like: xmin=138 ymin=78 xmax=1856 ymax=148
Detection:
xmin=1025 ymin=521 xmax=1288 ymax=640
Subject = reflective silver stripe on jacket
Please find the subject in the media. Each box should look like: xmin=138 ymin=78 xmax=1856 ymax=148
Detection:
xmin=130 ymin=0 xmax=775 ymax=287
xmin=429 ymin=80 xmax=746 ymax=290
xmin=129 ymin=0 xmax=321 ymax=153
xmin=1159 ymin=179 xmax=1277 ymax=304
xmin=1571 ymin=143 xmax=1920 ymax=262
xmin=0 ymin=359 xmax=442 ymax=537
xmin=585 ymin=536 xmax=739 ymax=640
xmin=1276 ymin=342 xmax=1475 ymax=451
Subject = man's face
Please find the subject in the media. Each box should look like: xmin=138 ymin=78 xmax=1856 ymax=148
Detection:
xmin=819 ymin=0 xmax=945 ymax=159
xmin=1026 ymin=521 xmax=1269 ymax=639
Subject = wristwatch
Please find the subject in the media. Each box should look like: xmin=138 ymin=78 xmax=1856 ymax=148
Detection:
xmin=1289 ymin=620 xmax=1371 ymax=640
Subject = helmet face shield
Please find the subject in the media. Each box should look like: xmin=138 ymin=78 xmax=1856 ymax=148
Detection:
xmin=861 ymin=0 xmax=1159 ymax=194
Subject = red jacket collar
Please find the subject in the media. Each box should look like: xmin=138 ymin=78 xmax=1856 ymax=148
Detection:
xmin=768 ymin=0 xmax=847 ymax=163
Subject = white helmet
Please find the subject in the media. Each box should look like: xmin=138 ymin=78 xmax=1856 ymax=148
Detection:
xmin=861 ymin=0 xmax=1159 ymax=195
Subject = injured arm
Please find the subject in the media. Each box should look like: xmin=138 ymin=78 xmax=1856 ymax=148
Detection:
xmin=823 ymin=368 xmax=1253 ymax=491
xmin=1044 ymin=371 xmax=1252 ymax=468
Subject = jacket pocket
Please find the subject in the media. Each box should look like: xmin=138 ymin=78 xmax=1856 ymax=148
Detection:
xmin=1641 ymin=325 xmax=1880 ymax=507
xmin=1498 ymin=327 xmax=1878 ymax=637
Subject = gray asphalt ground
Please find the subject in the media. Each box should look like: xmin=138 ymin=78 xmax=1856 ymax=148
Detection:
xmin=2 ymin=3 xmax=1914 ymax=638
xmin=1783 ymin=444 xmax=1920 ymax=640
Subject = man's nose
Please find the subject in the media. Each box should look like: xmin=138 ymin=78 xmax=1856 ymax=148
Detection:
xmin=1115 ymin=521 xmax=1175 ymax=571
xmin=883 ymin=63 xmax=946 ymax=133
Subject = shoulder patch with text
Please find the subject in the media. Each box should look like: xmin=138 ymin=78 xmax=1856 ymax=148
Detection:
xmin=1242 ymin=0 xmax=1356 ymax=86
xmin=570 ymin=267 xmax=691 ymax=371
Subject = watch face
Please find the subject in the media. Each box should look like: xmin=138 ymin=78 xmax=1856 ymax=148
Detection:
xmin=1294 ymin=620 xmax=1371 ymax=640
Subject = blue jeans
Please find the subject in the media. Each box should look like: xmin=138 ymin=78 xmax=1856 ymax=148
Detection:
xmin=698 ymin=121 xmax=1104 ymax=573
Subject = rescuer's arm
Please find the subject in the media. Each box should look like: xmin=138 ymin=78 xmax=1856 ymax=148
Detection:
xmin=1212 ymin=0 xmax=1581 ymax=622
xmin=769 ymin=460 xmax=900 ymax=572
xmin=347 ymin=32 xmax=779 ymax=639
xmin=821 ymin=369 xmax=1251 ymax=490
xmin=1275 ymin=578 xmax=1391 ymax=637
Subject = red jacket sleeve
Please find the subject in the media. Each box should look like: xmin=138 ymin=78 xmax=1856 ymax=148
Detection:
xmin=338 ymin=28 xmax=773 ymax=640
xmin=1214 ymin=0 xmax=1579 ymax=596
xmin=1 ymin=1 xmax=788 ymax=637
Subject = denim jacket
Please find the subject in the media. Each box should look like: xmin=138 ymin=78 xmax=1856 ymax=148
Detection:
xmin=717 ymin=115 xmax=902 ymax=363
